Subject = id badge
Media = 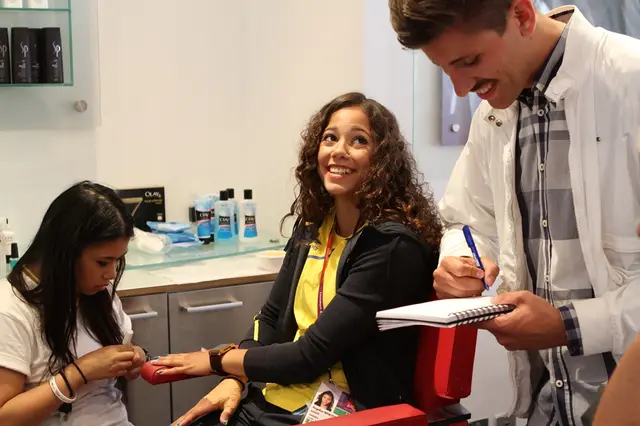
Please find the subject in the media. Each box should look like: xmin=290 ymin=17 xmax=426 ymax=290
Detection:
xmin=300 ymin=382 xmax=356 ymax=424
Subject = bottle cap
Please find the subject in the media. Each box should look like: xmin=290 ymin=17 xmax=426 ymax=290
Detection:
xmin=227 ymin=188 xmax=235 ymax=199
xmin=244 ymin=189 xmax=253 ymax=200
xmin=219 ymin=190 xmax=229 ymax=201
xmin=10 ymin=242 xmax=18 ymax=258
xmin=188 ymin=206 xmax=196 ymax=223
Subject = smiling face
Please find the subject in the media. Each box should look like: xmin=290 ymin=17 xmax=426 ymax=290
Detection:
xmin=75 ymin=237 xmax=129 ymax=295
xmin=321 ymin=393 xmax=333 ymax=407
xmin=317 ymin=106 xmax=375 ymax=200
xmin=421 ymin=0 xmax=537 ymax=109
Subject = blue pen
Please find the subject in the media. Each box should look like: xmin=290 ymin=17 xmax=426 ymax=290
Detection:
xmin=462 ymin=225 xmax=490 ymax=291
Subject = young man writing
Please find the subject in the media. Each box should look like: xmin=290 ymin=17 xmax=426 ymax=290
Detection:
xmin=389 ymin=0 xmax=640 ymax=424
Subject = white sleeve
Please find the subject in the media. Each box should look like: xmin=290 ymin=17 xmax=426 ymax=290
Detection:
xmin=438 ymin=112 xmax=500 ymax=263
xmin=0 ymin=312 xmax=33 ymax=377
xmin=572 ymin=282 xmax=640 ymax=357
xmin=112 ymin=293 xmax=132 ymax=342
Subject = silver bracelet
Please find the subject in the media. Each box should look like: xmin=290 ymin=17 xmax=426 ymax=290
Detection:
xmin=49 ymin=375 xmax=77 ymax=404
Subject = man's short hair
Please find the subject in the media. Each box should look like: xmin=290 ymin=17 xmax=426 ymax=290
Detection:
xmin=389 ymin=0 xmax=514 ymax=49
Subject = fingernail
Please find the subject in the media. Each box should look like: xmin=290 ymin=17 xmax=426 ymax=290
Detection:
xmin=477 ymin=270 xmax=485 ymax=279
xmin=153 ymin=356 xmax=159 ymax=360
xmin=486 ymin=276 xmax=494 ymax=285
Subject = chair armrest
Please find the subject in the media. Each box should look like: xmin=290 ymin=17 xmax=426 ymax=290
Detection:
xmin=140 ymin=361 xmax=195 ymax=385
xmin=309 ymin=404 xmax=426 ymax=426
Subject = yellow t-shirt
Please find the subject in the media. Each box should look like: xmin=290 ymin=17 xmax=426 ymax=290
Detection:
xmin=263 ymin=215 xmax=351 ymax=412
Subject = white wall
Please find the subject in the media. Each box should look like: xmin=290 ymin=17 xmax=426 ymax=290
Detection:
xmin=0 ymin=131 xmax=97 ymax=247
xmin=96 ymin=0 xmax=364 ymax=236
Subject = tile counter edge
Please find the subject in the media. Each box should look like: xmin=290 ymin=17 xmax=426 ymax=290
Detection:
xmin=116 ymin=273 xmax=278 ymax=298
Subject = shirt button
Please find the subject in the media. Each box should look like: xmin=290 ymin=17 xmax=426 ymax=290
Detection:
xmin=537 ymin=109 xmax=545 ymax=116
xmin=555 ymin=379 xmax=564 ymax=388
xmin=545 ymin=275 xmax=550 ymax=283
xmin=496 ymin=120 xmax=503 ymax=127
xmin=542 ymin=219 xmax=548 ymax=228
xmin=539 ymin=163 xmax=545 ymax=172
xmin=488 ymin=115 xmax=496 ymax=122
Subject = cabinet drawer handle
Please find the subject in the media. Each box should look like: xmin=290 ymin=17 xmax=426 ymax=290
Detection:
xmin=182 ymin=301 xmax=244 ymax=314
xmin=127 ymin=311 xmax=159 ymax=321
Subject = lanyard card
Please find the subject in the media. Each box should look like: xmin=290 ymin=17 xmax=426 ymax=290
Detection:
xmin=301 ymin=382 xmax=356 ymax=424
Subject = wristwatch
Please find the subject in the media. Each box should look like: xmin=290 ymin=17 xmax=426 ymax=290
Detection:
xmin=208 ymin=343 xmax=236 ymax=375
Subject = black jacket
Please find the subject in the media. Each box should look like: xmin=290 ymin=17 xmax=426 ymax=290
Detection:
xmin=239 ymin=221 xmax=438 ymax=410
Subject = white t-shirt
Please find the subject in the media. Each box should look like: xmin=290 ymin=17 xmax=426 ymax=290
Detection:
xmin=0 ymin=277 xmax=134 ymax=426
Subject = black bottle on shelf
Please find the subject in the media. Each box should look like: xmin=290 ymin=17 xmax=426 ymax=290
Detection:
xmin=0 ymin=28 xmax=9 ymax=84
xmin=11 ymin=27 xmax=32 ymax=84
xmin=41 ymin=27 xmax=63 ymax=84
xmin=29 ymin=28 xmax=42 ymax=83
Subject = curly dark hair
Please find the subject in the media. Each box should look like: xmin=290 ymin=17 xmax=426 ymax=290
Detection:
xmin=282 ymin=92 xmax=443 ymax=248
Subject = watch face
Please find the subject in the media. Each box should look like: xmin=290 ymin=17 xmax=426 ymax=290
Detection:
xmin=211 ymin=343 xmax=233 ymax=352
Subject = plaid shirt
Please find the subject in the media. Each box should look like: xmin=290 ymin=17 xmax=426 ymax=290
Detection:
xmin=515 ymin=10 xmax=616 ymax=426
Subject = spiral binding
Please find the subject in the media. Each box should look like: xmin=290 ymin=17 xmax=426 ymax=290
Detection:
xmin=449 ymin=304 xmax=514 ymax=325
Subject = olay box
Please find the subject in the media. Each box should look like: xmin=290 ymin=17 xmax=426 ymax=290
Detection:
xmin=116 ymin=187 xmax=165 ymax=232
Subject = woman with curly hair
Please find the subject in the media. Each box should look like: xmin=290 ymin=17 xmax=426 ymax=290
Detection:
xmin=154 ymin=92 xmax=443 ymax=426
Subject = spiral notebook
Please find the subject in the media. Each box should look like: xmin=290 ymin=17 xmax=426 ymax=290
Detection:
xmin=376 ymin=296 xmax=515 ymax=330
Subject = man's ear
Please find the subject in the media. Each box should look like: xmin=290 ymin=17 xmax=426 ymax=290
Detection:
xmin=511 ymin=0 xmax=537 ymax=37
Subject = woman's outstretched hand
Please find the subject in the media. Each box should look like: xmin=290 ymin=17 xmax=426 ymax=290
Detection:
xmin=171 ymin=378 xmax=243 ymax=426
xmin=152 ymin=348 xmax=211 ymax=377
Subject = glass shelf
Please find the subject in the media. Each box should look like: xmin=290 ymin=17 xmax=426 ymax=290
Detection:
xmin=0 ymin=0 xmax=98 ymax=130
xmin=126 ymin=234 xmax=288 ymax=270
xmin=2 ymin=82 xmax=71 ymax=86
xmin=0 ymin=7 xmax=70 ymax=12
xmin=0 ymin=1 xmax=73 ymax=86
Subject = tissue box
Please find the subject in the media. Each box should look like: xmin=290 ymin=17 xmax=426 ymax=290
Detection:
xmin=116 ymin=186 xmax=166 ymax=232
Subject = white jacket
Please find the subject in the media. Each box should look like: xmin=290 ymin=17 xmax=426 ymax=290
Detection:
xmin=438 ymin=6 xmax=640 ymax=417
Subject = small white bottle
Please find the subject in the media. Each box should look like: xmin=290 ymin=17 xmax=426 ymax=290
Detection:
xmin=239 ymin=189 xmax=258 ymax=242
xmin=0 ymin=218 xmax=14 ymax=276
xmin=214 ymin=190 xmax=234 ymax=242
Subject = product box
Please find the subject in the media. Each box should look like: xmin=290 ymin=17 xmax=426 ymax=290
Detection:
xmin=116 ymin=186 xmax=166 ymax=232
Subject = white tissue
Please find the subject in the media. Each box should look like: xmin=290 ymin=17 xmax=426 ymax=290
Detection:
xmin=132 ymin=228 xmax=172 ymax=254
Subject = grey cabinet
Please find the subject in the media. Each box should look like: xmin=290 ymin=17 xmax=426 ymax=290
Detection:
xmin=168 ymin=281 xmax=274 ymax=419
xmin=121 ymin=293 xmax=171 ymax=426
xmin=120 ymin=280 xmax=273 ymax=425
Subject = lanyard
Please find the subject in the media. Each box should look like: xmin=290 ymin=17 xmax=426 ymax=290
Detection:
xmin=318 ymin=228 xmax=335 ymax=383
xmin=317 ymin=228 xmax=335 ymax=317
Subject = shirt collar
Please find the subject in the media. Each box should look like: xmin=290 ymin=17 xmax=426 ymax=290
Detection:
xmin=518 ymin=10 xmax=573 ymax=105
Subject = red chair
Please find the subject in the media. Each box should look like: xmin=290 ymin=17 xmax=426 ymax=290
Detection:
xmin=311 ymin=325 xmax=478 ymax=426
xmin=142 ymin=325 xmax=478 ymax=426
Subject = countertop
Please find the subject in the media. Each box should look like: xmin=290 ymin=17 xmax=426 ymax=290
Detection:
xmin=116 ymin=253 xmax=282 ymax=297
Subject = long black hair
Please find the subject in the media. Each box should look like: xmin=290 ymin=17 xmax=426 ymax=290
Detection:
xmin=7 ymin=181 xmax=134 ymax=375
xmin=314 ymin=390 xmax=335 ymax=408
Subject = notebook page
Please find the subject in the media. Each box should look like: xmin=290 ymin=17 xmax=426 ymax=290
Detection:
xmin=376 ymin=296 xmax=499 ymax=324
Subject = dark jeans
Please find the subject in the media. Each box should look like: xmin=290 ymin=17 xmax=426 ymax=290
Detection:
xmin=192 ymin=384 xmax=302 ymax=426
